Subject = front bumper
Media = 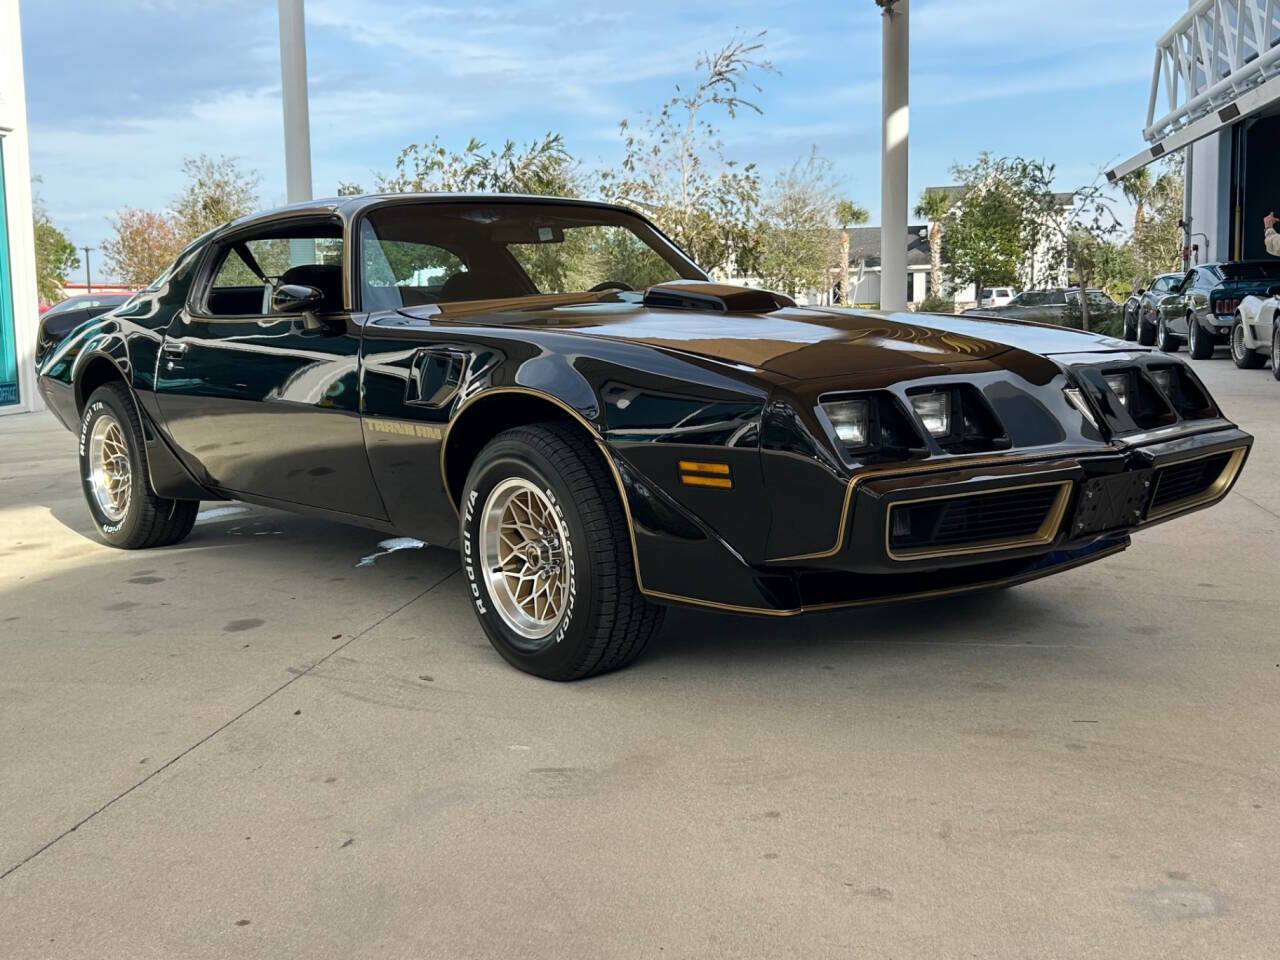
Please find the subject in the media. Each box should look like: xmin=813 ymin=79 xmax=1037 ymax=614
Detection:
xmin=623 ymin=425 xmax=1251 ymax=616
xmin=834 ymin=425 xmax=1251 ymax=575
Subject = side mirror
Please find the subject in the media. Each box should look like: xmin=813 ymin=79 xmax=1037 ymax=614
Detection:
xmin=1136 ymin=287 xmax=1146 ymax=295
xmin=1267 ymin=284 xmax=1280 ymax=298
xmin=271 ymin=283 xmax=324 ymax=314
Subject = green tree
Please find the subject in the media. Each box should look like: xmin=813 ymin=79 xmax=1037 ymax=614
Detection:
xmin=101 ymin=208 xmax=185 ymax=288
xmin=1118 ymin=167 xmax=1152 ymax=245
xmin=757 ymin=149 xmax=839 ymax=298
xmin=1067 ymin=231 xmax=1134 ymax=334
xmin=941 ymin=155 xmax=1030 ymax=302
xmin=32 ymin=197 xmax=79 ymax=302
xmin=173 ymin=154 xmax=260 ymax=241
xmin=913 ymin=188 xmax=951 ymax=299
xmin=1130 ymin=156 xmax=1184 ymax=279
xmin=602 ymin=33 xmax=776 ymax=278
xmin=834 ymin=198 xmax=869 ymax=305
xmin=342 ymin=133 xmax=579 ymax=196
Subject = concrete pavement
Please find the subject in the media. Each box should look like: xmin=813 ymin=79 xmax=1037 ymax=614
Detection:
xmin=1 ymin=356 xmax=1277 ymax=958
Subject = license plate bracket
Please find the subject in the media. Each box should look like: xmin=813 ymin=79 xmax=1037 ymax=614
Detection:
xmin=1070 ymin=469 xmax=1154 ymax=536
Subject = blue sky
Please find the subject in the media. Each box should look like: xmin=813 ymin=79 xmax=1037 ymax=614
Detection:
xmin=21 ymin=0 xmax=1178 ymax=271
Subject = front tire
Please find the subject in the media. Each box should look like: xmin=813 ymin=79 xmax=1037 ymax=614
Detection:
xmin=1157 ymin=315 xmax=1179 ymax=353
xmin=1187 ymin=312 xmax=1214 ymax=359
xmin=460 ymin=423 xmax=664 ymax=680
xmin=1122 ymin=306 xmax=1137 ymax=341
xmin=1273 ymin=324 xmax=1280 ymax=381
xmin=1232 ymin=315 xmax=1265 ymax=369
xmin=79 ymin=383 xmax=199 ymax=548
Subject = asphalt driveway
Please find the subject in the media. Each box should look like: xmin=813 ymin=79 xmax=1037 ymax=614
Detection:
xmin=1 ymin=356 xmax=1277 ymax=959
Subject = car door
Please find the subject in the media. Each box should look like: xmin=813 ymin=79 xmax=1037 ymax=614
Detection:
xmin=1142 ymin=276 xmax=1169 ymax=322
xmin=154 ymin=217 xmax=387 ymax=520
xmin=1161 ymin=271 xmax=1195 ymax=332
xmin=1176 ymin=269 xmax=1215 ymax=336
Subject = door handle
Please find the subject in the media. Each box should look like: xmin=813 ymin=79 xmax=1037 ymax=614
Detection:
xmin=162 ymin=342 xmax=189 ymax=358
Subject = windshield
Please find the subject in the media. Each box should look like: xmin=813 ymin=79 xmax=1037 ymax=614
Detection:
xmin=358 ymin=201 xmax=705 ymax=310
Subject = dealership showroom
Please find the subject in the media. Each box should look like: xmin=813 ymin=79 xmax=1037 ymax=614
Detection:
xmin=3 ymin=2 xmax=1280 ymax=958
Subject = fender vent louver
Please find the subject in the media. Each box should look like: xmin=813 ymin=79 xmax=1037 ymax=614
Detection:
xmin=643 ymin=281 xmax=795 ymax=313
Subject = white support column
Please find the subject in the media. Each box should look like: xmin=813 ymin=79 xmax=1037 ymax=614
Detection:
xmin=277 ymin=0 xmax=313 ymax=205
xmin=880 ymin=0 xmax=909 ymax=312
xmin=1 ymin=0 xmax=43 ymax=414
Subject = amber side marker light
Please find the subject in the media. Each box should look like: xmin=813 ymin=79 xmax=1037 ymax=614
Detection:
xmin=679 ymin=460 xmax=733 ymax=489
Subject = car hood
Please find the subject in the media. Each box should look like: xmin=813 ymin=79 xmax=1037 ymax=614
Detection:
xmin=397 ymin=288 xmax=1133 ymax=380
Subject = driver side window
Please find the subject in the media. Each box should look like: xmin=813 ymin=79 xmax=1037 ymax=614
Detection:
xmin=203 ymin=223 xmax=344 ymax=317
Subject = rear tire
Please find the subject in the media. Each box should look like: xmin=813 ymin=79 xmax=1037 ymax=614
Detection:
xmin=1137 ymin=314 xmax=1157 ymax=346
xmin=1187 ymin=313 xmax=1214 ymax=359
xmin=459 ymin=423 xmax=664 ymax=680
xmin=1122 ymin=307 xmax=1137 ymax=341
xmin=1232 ymin=315 xmax=1265 ymax=369
xmin=79 ymin=383 xmax=199 ymax=549
xmin=1157 ymin=315 xmax=1179 ymax=353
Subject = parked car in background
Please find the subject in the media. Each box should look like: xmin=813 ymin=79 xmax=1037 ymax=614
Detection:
xmin=1124 ymin=272 xmax=1183 ymax=344
xmin=1153 ymin=261 xmax=1280 ymax=358
xmin=965 ymin=288 xmax=1122 ymax=331
xmin=979 ymin=286 xmax=1016 ymax=308
xmin=1231 ymin=293 xmax=1280 ymax=377
xmin=32 ymin=193 xmax=1253 ymax=679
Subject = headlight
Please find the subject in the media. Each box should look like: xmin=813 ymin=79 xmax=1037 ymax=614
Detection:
xmin=910 ymin=391 xmax=952 ymax=437
xmin=1149 ymin=368 xmax=1172 ymax=396
xmin=823 ymin=398 xmax=870 ymax=446
xmin=1103 ymin=373 xmax=1129 ymax=408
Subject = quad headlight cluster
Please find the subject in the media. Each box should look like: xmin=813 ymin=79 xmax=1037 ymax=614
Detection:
xmin=819 ymin=385 xmax=1006 ymax=460
xmin=1097 ymin=365 xmax=1215 ymax=426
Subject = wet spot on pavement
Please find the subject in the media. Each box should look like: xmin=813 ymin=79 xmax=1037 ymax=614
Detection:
xmin=224 ymin=618 xmax=265 ymax=632
xmin=105 ymin=601 xmax=140 ymax=611
xmin=1131 ymin=885 xmax=1225 ymax=921
xmin=128 ymin=576 xmax=165 ymax=585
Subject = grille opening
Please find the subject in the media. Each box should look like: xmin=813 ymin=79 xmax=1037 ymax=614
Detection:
xmin=888 ymin=484 xmax=1064 ymax=556
xmin=1150 ymin=453 xmax=1232 ymax=512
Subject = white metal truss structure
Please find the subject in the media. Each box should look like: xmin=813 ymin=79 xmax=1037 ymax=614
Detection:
xmin=1109 ymin=0 xmax=1280 ymax=181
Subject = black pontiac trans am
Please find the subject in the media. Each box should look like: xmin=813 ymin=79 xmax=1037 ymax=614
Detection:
xmin=36 ymin=195 xmax=1252 ymax=679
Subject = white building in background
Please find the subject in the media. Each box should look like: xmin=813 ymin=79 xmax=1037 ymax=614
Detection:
xmin=0 ymin=0 xmax=40 ymax=414
xmin=1106 ymin=0 xmax=1280 ymax=268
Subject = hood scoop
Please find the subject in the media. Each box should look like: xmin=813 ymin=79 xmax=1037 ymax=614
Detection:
xmin=643 ymin=280 xmax=795 ymax=313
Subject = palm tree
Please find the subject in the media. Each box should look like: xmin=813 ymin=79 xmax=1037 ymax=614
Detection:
xmin=1119 ymin=168 xmax=1153 ymax=242
xmin=914 ymin=189 xmax=951 ymax=299
xmin=834 ymin=199 xmax=868 ymax=305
